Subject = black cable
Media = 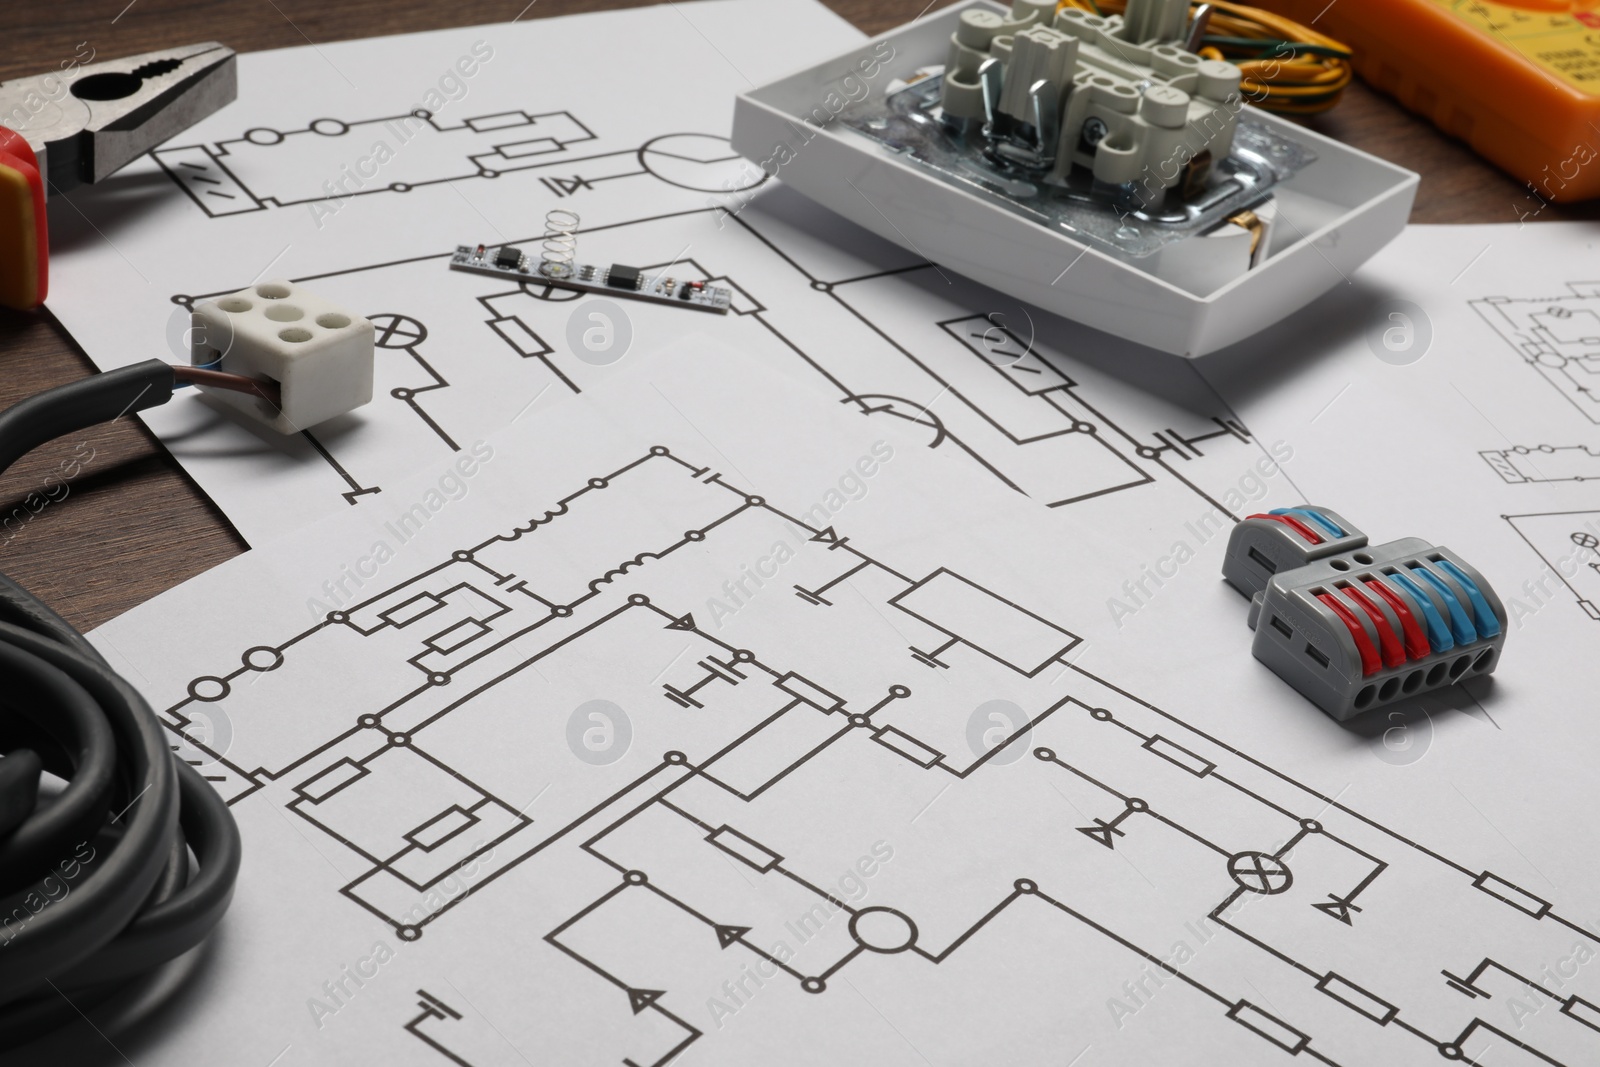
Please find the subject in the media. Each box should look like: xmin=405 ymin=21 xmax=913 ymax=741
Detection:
xmin=0 ymin=360 xmax=241 ymax=1047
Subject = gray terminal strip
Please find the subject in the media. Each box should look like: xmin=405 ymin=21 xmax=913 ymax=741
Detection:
xmin=1222 ymin=507 xmax=1506 ymax=721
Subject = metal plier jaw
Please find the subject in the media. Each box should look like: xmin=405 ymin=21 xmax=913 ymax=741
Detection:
xmin=0 ymin=42 xmax=236 ymax=196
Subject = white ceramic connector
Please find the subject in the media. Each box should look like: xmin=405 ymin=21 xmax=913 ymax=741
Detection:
xmin=190 ymin=280 xmax=374 ymax=434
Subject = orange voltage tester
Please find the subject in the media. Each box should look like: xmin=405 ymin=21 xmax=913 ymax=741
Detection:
xmin=1262 ymin=0 xmax=1600 ymax=205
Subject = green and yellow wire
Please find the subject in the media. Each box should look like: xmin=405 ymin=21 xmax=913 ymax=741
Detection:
xmin=1057 ymin=0 xmax=1354 ymax=115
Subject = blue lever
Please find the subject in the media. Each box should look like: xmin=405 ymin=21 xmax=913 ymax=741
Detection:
xmin=1435 ymin=559 xmax=1500 ymax=638
xmin=1411 ymin=565 xmax=1476 ymax=646
xmin=1390 ymin=571 xmax=1453 ymax=652
xmin=1271 ymin=507 xmax=1344 ymax=540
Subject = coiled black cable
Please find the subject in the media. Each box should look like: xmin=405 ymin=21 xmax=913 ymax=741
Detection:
xmin=0 ymin=360 xmax=241 ymax=1047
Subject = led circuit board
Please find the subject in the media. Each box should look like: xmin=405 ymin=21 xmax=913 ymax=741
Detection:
xmin=449 ymin=243 xmax=733 ymax=314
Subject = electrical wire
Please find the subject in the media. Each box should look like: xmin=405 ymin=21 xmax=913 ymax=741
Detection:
xmin=0 ymin=359 xmax=245 ymax=1048
xmin=1058 ymin=0 xmax=1354 ymax=115
xmin=174 ymin=364 xmax=281 ymax=409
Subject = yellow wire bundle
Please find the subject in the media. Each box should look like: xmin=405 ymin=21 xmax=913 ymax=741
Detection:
xmin=1056 ymin=0 xmax=1353 ymax=115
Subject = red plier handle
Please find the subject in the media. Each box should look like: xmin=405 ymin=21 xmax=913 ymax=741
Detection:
xmin=0 ymin=41 xmax=237 ymax=312
xmin=0 ymin=128 xmax=47 ymax=310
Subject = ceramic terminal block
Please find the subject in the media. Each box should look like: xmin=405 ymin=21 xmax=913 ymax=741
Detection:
xmin=190 ymin=279 xmax=375 ymax=433
xmin=942 ymin=9 xmax=1006 ymax=120
xmin=1223 ymin=506 xmax=1507 ymax=720
xmin=929 ymin=7 xmax=1238 ymax=197
xmin=731 ymin=1 xmax=1415 ymax=342
xmin=998 ymin=25 xmax=1079 ymax=123
xmin=1121 ymin=0 xmax=1190 ymax=44
xmin=946 ymin=39 xmax=990 ymax=76
xmin=1013 ymin=0 xmax=1057 ymax=21
xmin=1053 ymin=7 xmax=1117 ymax=49
xmin=1146 ymin=43 xmax=1207 ymax=91
xmin=949 ymin=8 xmax=1001 ymax=74
xmin=956 ymin=7 xmax=1005 ymax=51
xmin=1140 ymin=84 xmax=1191 ymax=129
xmin=940 ymin=72 xmax=989 ymax=122
xmin=997 ymin=0 xmax=1054 ymax=34
xmin=1195 ymin=58 xmax=1243 ymax=103
xmin=1089 ymin=77 xmax=1141 ymax=116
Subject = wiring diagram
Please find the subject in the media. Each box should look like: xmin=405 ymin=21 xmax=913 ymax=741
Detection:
xmin=150 ymin=111 xmax=1259 ymax=540
xmin=46 ymin=8 xmax=1600 ymax=1063
xmin=152 ymin=444 xmax=1600 ymax=1067
xmin=1474 ymin=286 xmax=1600 ymax=424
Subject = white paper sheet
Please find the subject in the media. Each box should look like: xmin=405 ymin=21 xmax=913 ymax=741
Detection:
xmin=1197 ymin=219 xmax=1600 ymax=972
xmin=30 ymin=4 xmax=1600 ymax=1062
xmin=32 ymin=336 xmax=1598 ymax=1067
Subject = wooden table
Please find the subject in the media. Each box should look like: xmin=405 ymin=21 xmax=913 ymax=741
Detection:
xmin=0 ymin=0 xmax=1586 ymax=631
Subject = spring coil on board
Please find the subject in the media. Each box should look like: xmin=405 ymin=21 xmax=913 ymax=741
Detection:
xmin=539 ymin=209 xmax=580 ymax=277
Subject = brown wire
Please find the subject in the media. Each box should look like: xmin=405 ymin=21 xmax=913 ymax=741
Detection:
xmin=1226 ymin=209 xmax=1264 ymax=256
xmin=172 ymin=365 xmax=282 ymax=410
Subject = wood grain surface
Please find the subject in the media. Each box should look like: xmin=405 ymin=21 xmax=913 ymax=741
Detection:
xmin=0 ymin=0 xmax=1585 ymax=630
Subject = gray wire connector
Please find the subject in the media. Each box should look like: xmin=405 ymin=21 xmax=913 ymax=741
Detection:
xmin=1223 ymin=506 xmax=1506 ymax=720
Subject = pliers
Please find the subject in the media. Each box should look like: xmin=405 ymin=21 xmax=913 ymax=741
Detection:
xmin=0 ymin=42 xmax=236 ymax=310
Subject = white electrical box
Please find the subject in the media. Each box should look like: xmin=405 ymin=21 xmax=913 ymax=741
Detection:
xmin=730 ymin=0 xmax=1417 ymax=357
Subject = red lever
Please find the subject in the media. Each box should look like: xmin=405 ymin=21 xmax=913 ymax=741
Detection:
xmin=1317 ymin=592 xmax=1380 ymax=676
xmin=1247 ymin=512 xmax=1322 ymax=545
xmin=1343 ymin=585 xmax=1404 ymax=669
xmin=1364 ymin=579 xmax=1429 ymax=660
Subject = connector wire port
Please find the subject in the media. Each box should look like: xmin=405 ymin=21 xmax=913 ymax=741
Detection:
xmin=1247 ymin=546 xmax=1277 ymax=573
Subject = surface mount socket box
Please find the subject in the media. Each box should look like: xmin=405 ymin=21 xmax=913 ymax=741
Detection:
xmin=191 ymin=280 xmax=375 ymax=434
xmin=1263 ymin=0 xmax=1600 ymax=205
xmin=1223 ymin=507 xmax=1506 ymax=721
xmin=731 ymin=0 xmax=1418 ymax=357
